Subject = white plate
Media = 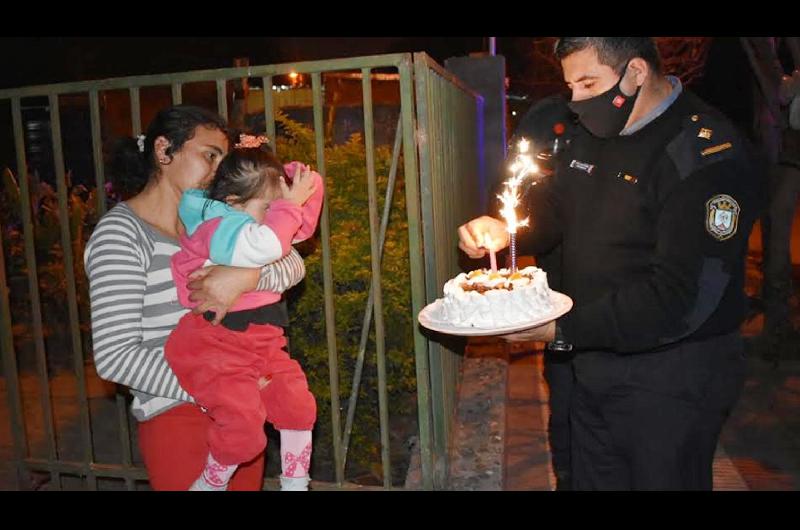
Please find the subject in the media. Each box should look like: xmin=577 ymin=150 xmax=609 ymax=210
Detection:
xmin=417 ymin=291 xmax=573 ymax=337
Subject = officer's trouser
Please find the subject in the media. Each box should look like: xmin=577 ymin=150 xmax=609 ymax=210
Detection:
xmin=570 ymin=333 xmax=746 ymax=490
xmin=543 ymin=350 xmax=575 ymax=490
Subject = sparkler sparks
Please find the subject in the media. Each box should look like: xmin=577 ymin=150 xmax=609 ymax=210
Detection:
xmin=497 ymin=137 xmax=539 ymax=272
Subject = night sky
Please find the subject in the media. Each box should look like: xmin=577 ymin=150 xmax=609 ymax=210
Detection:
xmin=0 ymin=37 xmax=759 ymax=143
xmin=0 ymin=38 xmax=494 ymax=90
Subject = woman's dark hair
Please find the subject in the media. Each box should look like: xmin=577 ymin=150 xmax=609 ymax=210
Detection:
xmin=554 ymin=37 xmax=662 ymax=75
xmin=109 ymin=105 xmax=228 ymax=199
xmin=205 ymin=146 xmax=286 ymax=211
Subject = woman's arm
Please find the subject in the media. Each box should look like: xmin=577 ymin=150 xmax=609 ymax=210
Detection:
xmin=84 ymin=217 xmax=192 ymax=402
xmin=187 ymin=247 xmax=307 ymax=324
xmin=256 ymin=247 xmax=306 ymax=292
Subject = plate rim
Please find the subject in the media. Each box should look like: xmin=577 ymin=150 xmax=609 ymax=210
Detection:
xmin=417 ymin=291 xmax=573 ymax=336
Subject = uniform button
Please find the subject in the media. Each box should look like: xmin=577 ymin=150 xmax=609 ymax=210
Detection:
xmin=691 ymin=114 xmax=699 ymax=122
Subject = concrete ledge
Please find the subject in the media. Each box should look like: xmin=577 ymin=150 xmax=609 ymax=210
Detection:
xmin=447 ymin=355 xmax=508 ymax=490
xmin=404 ymin=352 xmax=508 ymax=490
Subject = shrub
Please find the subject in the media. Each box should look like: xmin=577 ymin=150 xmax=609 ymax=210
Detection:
xmin=274 ymin=112 xmax=418 ymax=485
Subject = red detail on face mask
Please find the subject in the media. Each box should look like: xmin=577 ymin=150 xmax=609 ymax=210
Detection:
xmin=612 ymin=95 xmax=626 ymax=108
xmin=553 ymin=122 xmax=566 ymax=136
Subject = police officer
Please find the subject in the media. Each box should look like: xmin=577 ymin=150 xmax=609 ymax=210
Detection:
xmin=458 ymin=37 xmax=762 ymax=490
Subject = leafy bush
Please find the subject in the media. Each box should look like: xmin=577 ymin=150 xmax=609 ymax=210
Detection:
xmin=1 ymin=169 xmax=97 ymax=372
xmin=274 ymin=112 xmax=418 ymax=485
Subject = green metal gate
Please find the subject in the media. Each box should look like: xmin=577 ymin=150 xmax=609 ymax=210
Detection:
xmin=0 ymin=51 xmax=483 ymax=490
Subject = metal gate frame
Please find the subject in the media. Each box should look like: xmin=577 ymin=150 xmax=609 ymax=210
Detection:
xmin=0 ymin=51 xmax=483 ymax=491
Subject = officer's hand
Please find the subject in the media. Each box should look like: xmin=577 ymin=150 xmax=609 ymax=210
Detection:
xmin=458 ymin=216 xmax=509 ymax=259
xmin=498 ymin=320 xmax=556 ymax=343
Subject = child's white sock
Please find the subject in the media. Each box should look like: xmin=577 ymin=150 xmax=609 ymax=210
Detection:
xmin=189 ymin=452 xmax=238 ymax=491
xmin=279 ymin=429 xmax=312 ymax=491
xmin=280 ymin=475 xmax=311 ymax=491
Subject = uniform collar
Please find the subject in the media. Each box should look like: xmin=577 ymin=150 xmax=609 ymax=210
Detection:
xmin=619 ymin=76 xmax=683 ymax=136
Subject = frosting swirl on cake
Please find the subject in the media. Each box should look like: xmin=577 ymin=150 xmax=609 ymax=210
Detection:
xmin=439 ymin=266 xmax=553 ymax=328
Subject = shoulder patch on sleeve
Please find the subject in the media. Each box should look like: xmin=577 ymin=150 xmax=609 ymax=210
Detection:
xmin=666 ymin=113 xmax=740 ymax=180
xmin=706 ymin=194 xmax=740 ymax=241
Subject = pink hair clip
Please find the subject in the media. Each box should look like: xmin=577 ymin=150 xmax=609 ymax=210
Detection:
xmin=234 ymin=134 xmax=270 ymax=149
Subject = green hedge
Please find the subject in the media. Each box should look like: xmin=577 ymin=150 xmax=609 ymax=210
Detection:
xmin=273 ymin=112 xmax=418 ymax=485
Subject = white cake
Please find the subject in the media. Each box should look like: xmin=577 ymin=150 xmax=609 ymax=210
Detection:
xmin=439 ymin=266 xmax=554 ymax=328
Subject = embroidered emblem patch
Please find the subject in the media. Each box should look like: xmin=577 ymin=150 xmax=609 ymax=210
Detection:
xmin=706 ymin=194 xmax=740 ymax=241
xmin=612 ymin=95 xmax=626 ymax=108
xmin=698 ymin=127 xmax=713 ymax=140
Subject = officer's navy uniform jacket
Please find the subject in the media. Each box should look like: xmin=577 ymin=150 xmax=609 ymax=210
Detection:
xmin=524 ymin=90 xmax=760 ymax=359
xmin=518 ymin=89 xmax=762 ymax=489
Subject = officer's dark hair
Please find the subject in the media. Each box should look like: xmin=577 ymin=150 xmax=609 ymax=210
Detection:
xmin=554 ymin=37 xmax=662 ymax=75
xmin=109 ymin=105 xmax=228 ymax=199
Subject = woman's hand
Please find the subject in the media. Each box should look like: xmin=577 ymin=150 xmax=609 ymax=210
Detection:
xmin=280 ymin=164 xmax=317 ymax=206
xmin=187 ymin=265 xmax=260 ymax=325
xmin=457 ymin=215 xmax=509 ymax=259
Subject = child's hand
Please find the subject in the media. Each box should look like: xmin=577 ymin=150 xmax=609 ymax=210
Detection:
xmin=280 ymin=164 xmax=317 ymax=206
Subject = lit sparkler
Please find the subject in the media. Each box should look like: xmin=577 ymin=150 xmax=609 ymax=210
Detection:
xmin=497 ymin=138 xmax=538 ymax=273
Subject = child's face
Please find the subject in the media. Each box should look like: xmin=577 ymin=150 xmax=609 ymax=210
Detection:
xmin=231 ymin=183 xmax=279 ymax=221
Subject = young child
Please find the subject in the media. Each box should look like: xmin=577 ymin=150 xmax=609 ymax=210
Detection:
xmin=165 ymin=134 xmax=324 ymax=491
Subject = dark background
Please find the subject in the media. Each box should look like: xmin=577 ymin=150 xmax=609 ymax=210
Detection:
xmin=0 ymin=36 xmax=761 ymax=132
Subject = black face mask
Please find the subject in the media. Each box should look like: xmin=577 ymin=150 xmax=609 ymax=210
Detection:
xmin=568 ymin=66 xmax=640 ymax=138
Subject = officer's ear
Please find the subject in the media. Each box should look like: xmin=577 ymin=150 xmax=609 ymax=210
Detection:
xmin=625 ymin=57 xmax=650 ymax=89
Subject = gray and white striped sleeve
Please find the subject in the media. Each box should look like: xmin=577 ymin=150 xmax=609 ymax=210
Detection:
xmin=256 ymin=247 xmax=306 ymax=293
xmin=84 ymin=218 xmax=192 ymax=403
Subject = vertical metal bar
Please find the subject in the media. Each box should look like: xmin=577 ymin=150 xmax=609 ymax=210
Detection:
xmin=437 ymin=76 xmax=452 ymax=454
xmin=449 ymin=92 xmax=464 ymax=434
xmin=89 ymin=90 xmax=106 ymax=217
xmin=340 ymin=115 xmax=402 ymax=470
xmin=426 ymin=73 xmax=448 ymax=486
xmin=171 ymin=83 xmax=182 ymax=105
xmin=451 ymin=90 xmax=467 ymax=417
xmin=129 ymin=88 xmax=141 ymax=137
xmin=444 ymin=81 xmax=459 ymax=454
xmin=49 ymin=93 xmax=97 ymax=490
xmin=312 ymin=72 xmax=344 ymax=485
xmin=95 ymin=89 xmax=136 ymax=489
xmin=261 ymin=77 xmax=276 ymax=153
xmin=402 ymin=55 xmax=434 ymax=490
xmin=116 ymin=393 xmax=135 ymax=491
xmin=12 ymin=97 xmax=61 ymax=490
xmin=415 ymin=57 xmax=448 ymax=489
xmin=414 ymin=59 xmax=440 ymax=306
xmin=216 ymin=79 xmax=228 ymax=122
xmin=0 ymin=197 xmax=29 ymax=490
xmin=121 ymin=89 xmax=140 ymax=491
xmin=361 ymin=69 xmax=392 ymax=489
xmin=446 ymin=79 xmax=458 ymax=444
